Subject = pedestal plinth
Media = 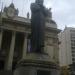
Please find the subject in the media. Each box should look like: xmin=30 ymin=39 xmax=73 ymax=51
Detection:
xmin=14 ymin=53 xmax=60 ymax=75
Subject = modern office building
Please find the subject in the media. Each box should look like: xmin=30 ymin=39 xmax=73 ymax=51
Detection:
xmin=59 ymin=27 xmax=75 ymax=66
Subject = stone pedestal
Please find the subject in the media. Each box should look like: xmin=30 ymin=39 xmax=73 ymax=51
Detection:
xmin=0 ymin=70 xmax=13 ymax=75
xmin=14 ymin=53 xmax=60 ymax=75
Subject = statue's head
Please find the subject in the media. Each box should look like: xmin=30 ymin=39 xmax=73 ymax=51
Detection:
xmin=36 ymin=0 xmax=44 ymax=5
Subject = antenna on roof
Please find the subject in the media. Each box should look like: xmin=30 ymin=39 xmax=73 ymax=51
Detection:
xmin=65 ymin=25 xmax=67 ymax=28
xmin=64 ymin=25 xmax=67 ymax=30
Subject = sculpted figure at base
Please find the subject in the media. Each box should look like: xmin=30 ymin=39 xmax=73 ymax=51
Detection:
xmin=30 ymin=0 xmax=49 ymax=53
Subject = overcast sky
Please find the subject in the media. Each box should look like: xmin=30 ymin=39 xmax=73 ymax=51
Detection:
xmin=0 ymin=0 xmax=75 ymax=30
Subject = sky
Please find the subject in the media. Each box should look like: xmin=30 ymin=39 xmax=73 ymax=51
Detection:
xmin=0 ymin=0 xmax=75 ymax=30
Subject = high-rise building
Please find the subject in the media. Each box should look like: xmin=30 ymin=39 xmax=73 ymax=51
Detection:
xmin=59 ymin=27 xmax=75 ymax=66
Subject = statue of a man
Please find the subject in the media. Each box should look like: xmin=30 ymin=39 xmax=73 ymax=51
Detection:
xmin=30 ymin=0 xmax=48 ymax=53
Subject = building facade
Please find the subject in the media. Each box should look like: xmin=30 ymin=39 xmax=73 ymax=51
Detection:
xmin=0 ymin=3 xmax=60 ymax=72
xmin=59 ymin=27 xmax=75 ymax=66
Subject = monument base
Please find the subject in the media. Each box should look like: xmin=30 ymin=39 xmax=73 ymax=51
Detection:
xmin=0 ymin=70 xmax=13 ymax=75
xmin=14 ymin=53 xmax=60 ymax=75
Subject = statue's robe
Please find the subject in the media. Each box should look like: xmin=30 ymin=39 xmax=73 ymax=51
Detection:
xmin=30 ymin=3 xmax=47 ymax=53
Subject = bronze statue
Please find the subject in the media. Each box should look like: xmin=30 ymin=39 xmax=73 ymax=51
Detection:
xmin=30 ymin=0 xmax=48 ymax=53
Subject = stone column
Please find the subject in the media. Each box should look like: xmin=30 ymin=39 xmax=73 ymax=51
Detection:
xmin=22 ymin=33 xmax=28 ymax=59
xmin=5 ymin=31 xmax=16 ymax=70
xmin=0 ymin=29 xmax=3 ymax=49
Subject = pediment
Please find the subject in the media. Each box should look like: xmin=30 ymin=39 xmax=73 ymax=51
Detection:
xmin=3 ymin=3 xmax=19 ymax=18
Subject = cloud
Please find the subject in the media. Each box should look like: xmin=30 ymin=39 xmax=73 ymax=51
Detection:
xmin=51 ymin=0 xmax=75 ymax=29
xmin=0 ymin=0 xmax=75 ymax=30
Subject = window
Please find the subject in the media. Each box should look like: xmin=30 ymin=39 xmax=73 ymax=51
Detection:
xmin=37 ymin=70 xmax=50 ymax=75
xmin=72 ymin=50 xmax=75 ymax=53
xmin=72 ymin=53 xmax=75 ymax=57
xmin=72 ymin=58 xmax=75 ymax=61
xmin=71 ymin=47 xmax=75 ymax=49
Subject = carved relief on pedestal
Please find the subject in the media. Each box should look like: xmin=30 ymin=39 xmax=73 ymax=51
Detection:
xmin=44 ymin=37 xmax=54 ymax=61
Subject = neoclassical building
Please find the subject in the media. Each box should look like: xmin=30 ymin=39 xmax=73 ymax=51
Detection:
xmin=0 ymin=3 xmax=60 ymax=71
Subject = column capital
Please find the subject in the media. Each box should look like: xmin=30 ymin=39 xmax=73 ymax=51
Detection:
xmin=12 ymin=31 xmax=16 ymax=33
xmin=24 ymin=33 xmax=29 ymax=37
xmin=24 ymin=33 xmax=29 ymax=38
